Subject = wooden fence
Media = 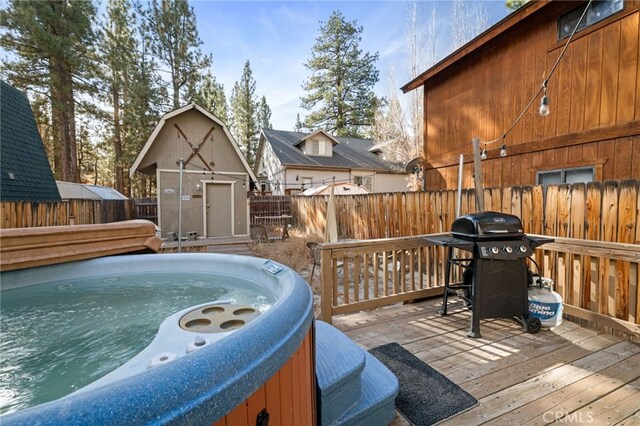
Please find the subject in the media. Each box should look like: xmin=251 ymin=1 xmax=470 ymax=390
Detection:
xmin=249 ymin=195 xmax=291 ymax=225
xmin=133 ymin=197 xmax=158 ymax=225
xmin=317 ymin=233 xmax=640 ymax=339
xmin=0 ymin=199 xmax=137 ymax=229
xmin=293 ymin=180 xmax=640 ymax=245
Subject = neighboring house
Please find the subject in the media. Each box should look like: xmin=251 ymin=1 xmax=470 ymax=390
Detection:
xmin=402 ymin=0 xmax=639 ymax=190
xmin=130 ymin=103 xmax=257 ymax=238
xmin=255 ymin=129 xmax=408 ymax=195
xmin=56 ymin=181 xmax=127 ymax=200
xmin=0 ymin=80 xmax=61 ymax=202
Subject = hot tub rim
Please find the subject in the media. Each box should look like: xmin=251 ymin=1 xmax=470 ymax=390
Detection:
xmin=1 ymin=253 xmax=314 ymax=426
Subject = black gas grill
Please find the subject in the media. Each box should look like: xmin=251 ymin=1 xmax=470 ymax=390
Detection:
xmin=425 ymin=212 xmax=553 ymax=338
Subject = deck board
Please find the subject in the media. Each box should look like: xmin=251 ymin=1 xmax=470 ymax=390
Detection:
xmin=332 ymin=297 xmax=640 ymax=426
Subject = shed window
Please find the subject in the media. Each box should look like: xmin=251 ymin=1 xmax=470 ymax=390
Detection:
xmin=558 ymin=0 xmax=624 ymax=40
xmin=537 ymin=166 xmax=595 ymax=185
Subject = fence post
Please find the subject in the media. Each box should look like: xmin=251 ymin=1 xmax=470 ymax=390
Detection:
xmin=472 ymin=138 xmax=485 ymax=212
xmin=320 ymin=247 xmax=334 ymax=324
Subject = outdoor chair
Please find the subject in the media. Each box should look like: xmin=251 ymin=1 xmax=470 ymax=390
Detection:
xmin=307 ymin=241 xmax=321 ymax=283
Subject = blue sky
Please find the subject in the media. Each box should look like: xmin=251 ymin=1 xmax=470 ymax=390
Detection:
xmin=192 ymin=1 xmax=512 ymax=130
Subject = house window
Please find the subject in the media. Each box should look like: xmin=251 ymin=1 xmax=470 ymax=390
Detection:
xmin=309 ymin=140 xmax=320 ymax=155
xmin=307 ymin=139 xmax=328 ymax=156
xmin=354 ymin=175 xmax=372 ymax=191
xmin=558 ymin=0 xmax=624 ymax=39
xmin=537 ymin=166 xmax=595 ymax=185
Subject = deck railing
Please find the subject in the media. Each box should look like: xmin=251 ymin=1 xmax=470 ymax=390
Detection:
xmin=318 ymin=234 xmax=640 ymax=339
xmin=532 ymin=235 xmax=640 ymax=337
xmin=318 ymin=235 xmax=447 ymax=323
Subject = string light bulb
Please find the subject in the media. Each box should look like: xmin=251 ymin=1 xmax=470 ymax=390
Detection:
xmin=500 ymin=144 xmax=507 ymax=157
xmin=480 ymin=148 xmax=487 ymax=160
xmin=539 ymin=83 xmax=550 ymax=117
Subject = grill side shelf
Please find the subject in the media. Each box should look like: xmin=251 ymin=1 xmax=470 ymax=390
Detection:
xmin=422 ymin=235 xmax=476 ymax=252
xmin=524 ymin=235 xmax=555 ymax=249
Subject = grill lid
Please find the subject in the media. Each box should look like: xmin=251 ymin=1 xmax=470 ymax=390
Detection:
xmin=451 ymin=211 xmax=524 ymax=240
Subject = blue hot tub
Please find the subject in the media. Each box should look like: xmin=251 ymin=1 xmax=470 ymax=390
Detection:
xmin=0 ymin=253 xmax=314 ymax=425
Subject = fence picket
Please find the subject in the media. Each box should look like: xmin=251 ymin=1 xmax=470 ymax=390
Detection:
xmin=601 ymin=181 xmax=620 ymax=317
xmin=616 ymin=180 xmax=639 ymax=321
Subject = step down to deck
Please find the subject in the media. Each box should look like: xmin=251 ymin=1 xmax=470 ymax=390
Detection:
xmin=334 ymin=352 xmax=399 ymax=426
xmin=315 ymin=321 xmax=365 ymax=426
xmin=315 ymin=321 xmax=399 ymax=426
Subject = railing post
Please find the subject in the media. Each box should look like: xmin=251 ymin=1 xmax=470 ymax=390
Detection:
xmin=320 ymin=247 xmax=334 ymax=324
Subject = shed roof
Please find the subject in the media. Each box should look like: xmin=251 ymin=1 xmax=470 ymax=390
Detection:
xmin=56 ymin=181 xmax=128 ymax=200
xmin=129 ymin=103 xmax=258 ymax=183
xmin=302 ymin=183 xmax=370 ymax=196
xmin=260 ymin=129 xmax=404 ymax=173
xmin=0 ymin=80 xmax=61 ymax=202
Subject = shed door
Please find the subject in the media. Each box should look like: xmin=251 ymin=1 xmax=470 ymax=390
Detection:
xmin=206 ymin=183 xmax=233 ymax=237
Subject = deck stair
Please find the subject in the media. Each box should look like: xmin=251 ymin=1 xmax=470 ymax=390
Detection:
xmin=315 ymin=321 xmax=398 ymax=426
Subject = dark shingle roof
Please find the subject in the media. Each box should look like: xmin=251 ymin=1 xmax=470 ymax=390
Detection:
xmin=1 ymin=80 xmax=61 ymax=201
xmin=261 ymin=129 xmax=403 ymax=172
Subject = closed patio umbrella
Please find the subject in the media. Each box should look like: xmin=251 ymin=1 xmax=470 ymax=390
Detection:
xmin=325 ymin=183 xmax=338 ymax=243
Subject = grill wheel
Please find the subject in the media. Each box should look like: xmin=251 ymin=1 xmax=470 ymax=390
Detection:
xmin=525 ymin=317 xmax=542 ymax=334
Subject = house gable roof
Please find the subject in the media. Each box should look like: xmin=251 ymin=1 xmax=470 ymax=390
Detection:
xmin=129 ymin=103 xmax=257 ymax=182
xmin=0 ymin=80 xmax=61 ymax=202
xmin=293 ymin=129 xmax=341 ymax=147
xmin=402 ymin=0 xmax=552 ymax=93
xmin=260 ymin=129 xmax=404 ymax=173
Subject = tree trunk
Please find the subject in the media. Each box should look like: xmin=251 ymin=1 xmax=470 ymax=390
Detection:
xmin=49 ymin=63 xmax=63 ymax=180
xmin=50 ymin=56 xmax=72 ymax=181
xmin=172 ymin=67 xmax=180 ymax=109
xmin=62 ymin=69 xmax=79 ymax=182
xmin=113 ymin=85 xmax=124 ymax=193
xmin=50 ymin=55 xmax=78 ymax=182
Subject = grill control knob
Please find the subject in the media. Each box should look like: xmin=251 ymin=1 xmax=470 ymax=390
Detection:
xmin=490 ymin=246 xmax=500 ymax=255
xmin=517 ymin=245 xmax=527 ymax=253
xmin=503 ymin=246 xmax=513 ymax=254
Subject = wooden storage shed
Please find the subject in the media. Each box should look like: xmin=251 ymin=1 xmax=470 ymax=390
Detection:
xmin=130 ymin=104 xmax=257 ymax=238
xmin=402 ymin=0 xmax=640 ymax=190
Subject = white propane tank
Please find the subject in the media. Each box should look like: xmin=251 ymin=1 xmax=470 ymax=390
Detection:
xmin=528 ymin=277 xmax=563 ymax=328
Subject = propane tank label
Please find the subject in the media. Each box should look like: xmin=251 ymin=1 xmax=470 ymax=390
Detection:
xmin=528 ymin=301 xmax=562 ymax=319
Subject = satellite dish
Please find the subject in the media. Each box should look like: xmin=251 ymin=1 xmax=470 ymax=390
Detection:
xmin=405 ymin=156 xmax=424 ymax=174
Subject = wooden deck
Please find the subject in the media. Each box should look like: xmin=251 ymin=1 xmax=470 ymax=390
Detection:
xmin=332 ymin=297 xmax=640 ymax=425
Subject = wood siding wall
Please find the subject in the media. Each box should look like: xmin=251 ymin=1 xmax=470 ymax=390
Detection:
xmin=212 ymin=329 xmax=315 ymax=426
xmin=423 ymin=1 xmax=640 ymax=189
xmin=139 ymin=109 xmax=247 ymax=174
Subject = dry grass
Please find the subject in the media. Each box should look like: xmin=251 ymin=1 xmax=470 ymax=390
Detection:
xmin=251 ymin=230 xmax=315 ymax=272
xmin=250 ymin=228 xmax=324 ymax=316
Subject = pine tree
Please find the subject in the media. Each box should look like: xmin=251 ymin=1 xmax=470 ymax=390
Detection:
xmin=506 ymin=0 xmax=530 ymax=11
xmin=301 ymin=11 xmax=381 ymax=138
xmin=141 ymin=0 xmax=211 ymax=109
xmin=1 ymin=0 xmax=99 ymax=182
xmin=124 ymin=22 xmax=165 ymax=197
xmin=294 ymin=114 xmax=304 ymax=132
xmin=256 ymin=96 xmax=272 ymax=130
xmin=230 ymin=61 xmax=259 ymax=166
xmin=100 ymin=0 xmax=138 ymax=193
xmin=192 ymin=71 xmax=229 ymax=124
